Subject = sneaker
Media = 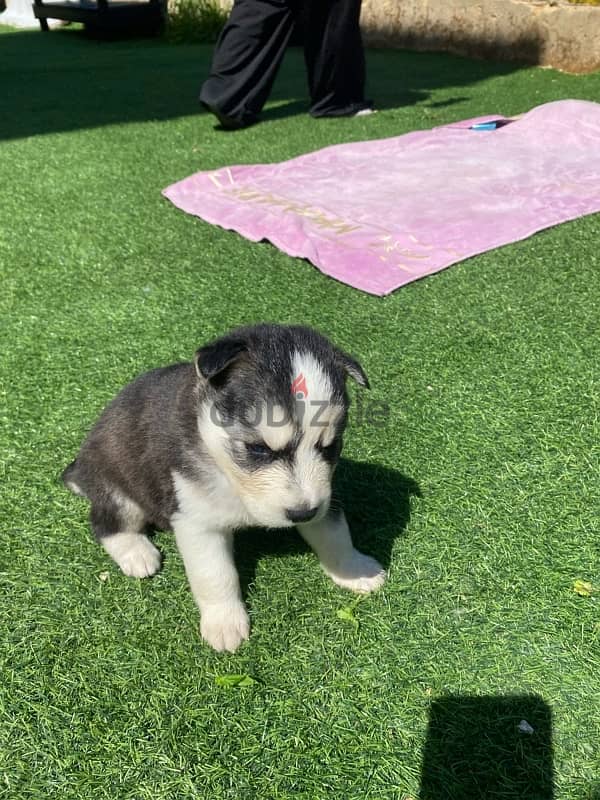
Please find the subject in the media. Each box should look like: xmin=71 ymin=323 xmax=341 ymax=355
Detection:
xmin=353 ymin=107 xmax=377 ymax=117
xmin=310 ymin=100 xmax=376 ymax=119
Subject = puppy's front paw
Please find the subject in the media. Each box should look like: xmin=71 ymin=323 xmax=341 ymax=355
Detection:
xmin=200 ymin=602 xmax=250 ymax=652
xmin=327 ymin=551 xmax=387 ymax=594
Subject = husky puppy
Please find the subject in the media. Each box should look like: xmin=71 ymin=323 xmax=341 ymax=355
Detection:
xmin=62 ymin=324 xmax=386 ymax=651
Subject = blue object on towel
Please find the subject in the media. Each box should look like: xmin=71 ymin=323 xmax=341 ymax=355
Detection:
xmin=470 ymin=120 xmax=506 ymax=131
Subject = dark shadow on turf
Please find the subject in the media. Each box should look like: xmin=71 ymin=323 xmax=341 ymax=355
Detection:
xmin=235 ymin=457 xmax=420 ymax=600
xmin=419 ymin=694 xmax=554 ymax=800
xmin=0 ymin=27 xmax=530 ymax=141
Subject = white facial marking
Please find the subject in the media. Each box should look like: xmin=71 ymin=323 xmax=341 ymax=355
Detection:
xmin=254 ymin=403 xmax=294 ymax=451
xmin=198 ymin=401 xmax=229 ymax=454
xmin=292 ymin=351 xmax=333 ymax=404
xmin=291 ymin=351 xmax=344 ymax=446
xmin=287 ymin=351 xmax=342 ymax=513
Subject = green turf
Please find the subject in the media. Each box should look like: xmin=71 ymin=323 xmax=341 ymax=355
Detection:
xmin=1 ymin=28 xmax=599 ymax=800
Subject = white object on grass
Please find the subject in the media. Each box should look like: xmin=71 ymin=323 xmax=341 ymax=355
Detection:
xmin=518 ymin=719 xmax=535 ymax=735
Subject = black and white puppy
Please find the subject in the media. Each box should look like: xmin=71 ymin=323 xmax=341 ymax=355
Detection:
xmin=62 ymin=324 xmax=386 ymax=651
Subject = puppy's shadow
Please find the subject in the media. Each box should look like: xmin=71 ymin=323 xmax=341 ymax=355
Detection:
xmin=235 ymin=458 xmax=420 ymax=599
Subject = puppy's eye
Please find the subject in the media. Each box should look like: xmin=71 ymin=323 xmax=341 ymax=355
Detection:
xmin=246 ymin=441 xmax=274 ymax=461
xmin=317 ymin=438 xmax=342 ymax=462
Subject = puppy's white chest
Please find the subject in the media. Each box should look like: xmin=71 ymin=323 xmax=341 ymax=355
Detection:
xmin=171 ymin=469 xmax=252 ymax=531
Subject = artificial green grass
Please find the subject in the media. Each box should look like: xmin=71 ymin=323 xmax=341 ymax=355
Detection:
xmin=1 ymin=28 xmax=600 ymax=800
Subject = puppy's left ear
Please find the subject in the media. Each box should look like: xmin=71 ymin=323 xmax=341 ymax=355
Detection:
xmin=194 ymin=336 xmax=248 ymax=381
xmin=336 ymin=349 xmax=370 ymax=388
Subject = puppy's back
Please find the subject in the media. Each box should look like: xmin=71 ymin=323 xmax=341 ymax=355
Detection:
xmin=62 ymin=362 xmax=199 ymax=528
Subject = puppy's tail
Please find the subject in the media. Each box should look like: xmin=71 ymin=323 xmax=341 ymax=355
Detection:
xmin=61 ymin=459 xmax=87 ymax=499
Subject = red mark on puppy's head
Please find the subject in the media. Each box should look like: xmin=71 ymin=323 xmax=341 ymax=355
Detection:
xmin=291 ymin=373 xmax=308 ymax=400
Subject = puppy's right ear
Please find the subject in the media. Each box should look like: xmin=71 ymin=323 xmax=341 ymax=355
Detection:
xmin=336 ymin=349 xmax=370 ymax=389
xmin=194 ymin=337 xmax=248 ymax=381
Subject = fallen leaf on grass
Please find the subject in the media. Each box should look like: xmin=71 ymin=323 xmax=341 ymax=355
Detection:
xmin=336 ymin=606 xmax=359 ymax=629
xmin=336 ymin=595 xmax=367 ymax=629
xmin=573 ymin=579 xmax=597 ymax=597
xmin=97 ymin=571 xmax=110 ymax=583
xmin=214 ymin=673 xmax=257 ymax=688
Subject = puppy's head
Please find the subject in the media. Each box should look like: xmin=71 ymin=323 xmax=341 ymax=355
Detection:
xmin=194 ymin=324 xmax=368 ymax=528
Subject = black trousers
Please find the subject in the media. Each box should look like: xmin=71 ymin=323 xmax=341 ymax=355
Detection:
xmin=199 ymin=0 xmax=367 ymax=125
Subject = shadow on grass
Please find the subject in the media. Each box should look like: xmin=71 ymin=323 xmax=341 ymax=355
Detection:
xmin=420 ymin=694 xmax=554 ymax=800
xmin=0 ymin=26 xmax=530 ymax=141
xmin=235 ymin=457 xmax=420 ymax=599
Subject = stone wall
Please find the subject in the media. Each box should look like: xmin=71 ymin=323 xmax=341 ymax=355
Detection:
xmin=360 ymin=0 xmax=600 ymax=74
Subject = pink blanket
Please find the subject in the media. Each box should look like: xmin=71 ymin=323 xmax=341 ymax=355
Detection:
xmin=163 ymin=100 xmax=600 ymax=295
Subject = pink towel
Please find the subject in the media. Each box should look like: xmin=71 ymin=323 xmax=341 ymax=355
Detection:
xmin=163 ymin=100 xmax=600 ymax=295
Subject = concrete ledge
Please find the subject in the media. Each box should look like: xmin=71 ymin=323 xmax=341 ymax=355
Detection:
xmin=360 ymin=0 xmax=600 ymax=74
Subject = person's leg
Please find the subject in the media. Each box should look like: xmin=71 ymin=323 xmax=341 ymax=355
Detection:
xmin=200 ymin=0 xmax=300 ymax=129
xmin=304 ymin=0 xmax=372 ymax=117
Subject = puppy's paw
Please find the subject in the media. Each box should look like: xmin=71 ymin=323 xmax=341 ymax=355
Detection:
xmin=103 ymin=533 xmax=162 ymax=578
xmin=120 ymin=542 xmax=162 ymax=578
xmin=200 ymin=602 xmax=250 ymax=652
xmin=327 ymin=551 xmax=387 ymax=594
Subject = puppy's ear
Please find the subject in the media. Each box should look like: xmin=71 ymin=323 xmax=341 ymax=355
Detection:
xmin=194 ymin=337 xmax=248 ymax=381
xmin=336 ymin=349 xmax=370 ymax=388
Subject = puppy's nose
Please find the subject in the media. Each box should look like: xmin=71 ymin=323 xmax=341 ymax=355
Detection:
xmin=286 ymin=505 xmax=319 ymax=524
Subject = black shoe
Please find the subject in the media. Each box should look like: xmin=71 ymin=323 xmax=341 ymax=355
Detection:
xmin=201 ymin=102 xmax=257 ymax=130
